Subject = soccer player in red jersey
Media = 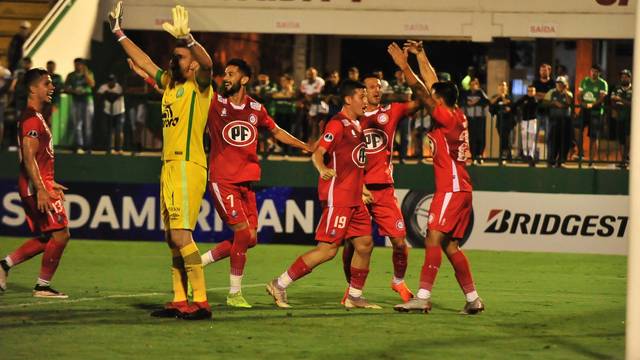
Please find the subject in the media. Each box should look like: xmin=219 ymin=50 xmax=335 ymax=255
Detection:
xmin=340 ymin=73 xmax=422 ymax=303
xmin=0 ymin=68 xmax=71 ymax=298
xmin=389 ymin=41 xmax=484 ymax=314
xmin=266 ymin=80 xmax=381 ymax=309
xmin=201 ymin=58 xmax=309 ymax=308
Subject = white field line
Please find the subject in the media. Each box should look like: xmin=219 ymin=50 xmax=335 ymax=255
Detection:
xmin=0 ymin=283 xmax=267 ymax=310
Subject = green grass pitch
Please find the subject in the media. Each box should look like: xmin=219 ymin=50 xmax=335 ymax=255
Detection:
xmin=0 ymin=236 xmax=626 ymax=359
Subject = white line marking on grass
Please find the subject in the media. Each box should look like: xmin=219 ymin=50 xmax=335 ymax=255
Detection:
xmin=0 ymin=283 xmax=267 ymax=310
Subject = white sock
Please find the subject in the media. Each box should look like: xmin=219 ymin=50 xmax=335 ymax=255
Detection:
xmin=348 ymin=287 xmax=362 ymax=298
xmin=4 ymin=256 xmax=14 ymax=267
xmin=36 ymin=278 xmax=50 ymax=287
xmin=392 ymin=276 xmax=404 ymax=285
xmin=465 ymin=290 xmax=479 ymax=302
xmin=277 ymin=271 xmax=293 ymax=289
xmin=417 ymin=288 xmax=431 ymax=300
xmin=201 ymin=251 xmax=214 ymax=266
xmin=229 ymin=274 xmax=242 ymax=294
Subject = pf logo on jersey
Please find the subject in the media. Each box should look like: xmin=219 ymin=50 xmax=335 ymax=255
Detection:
xmin=363 ymin=129 xmax=388 ymax=154
xmin=351 ymin=143 xmax=367 ymax=168
xmin=222 ymin=120 xmax=257 ymax=147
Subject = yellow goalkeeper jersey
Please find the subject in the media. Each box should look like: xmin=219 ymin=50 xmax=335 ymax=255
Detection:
xmin=156 ymin=70 xmax=212 ymax=168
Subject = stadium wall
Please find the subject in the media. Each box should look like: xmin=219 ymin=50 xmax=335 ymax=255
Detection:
xmin=0 ymin=153 xmax=629 ymax=255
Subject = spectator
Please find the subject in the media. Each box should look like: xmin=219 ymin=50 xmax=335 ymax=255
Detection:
xmin=513 ymin=85 xmax=539 ymax=166
xmin=251 ymin=73 xmax=278 ymax=154
xmin=373 ymin=69 xmax=390 ymax=93
xmin=546 ymin=77 xmax=573 ymax=167
xmin=577 ymin=64 xmax=608 ymax=166
xmin=7 ymin=21 xmax=31 ymax=72
xmin=46 ymin=60 xmax=64 ymax=114
xmin=97 ymin=74 xmax=126 ymax=154
xmin=533 ymin=63 xmax=555 ymax=154
xmin=462 ymin=77 xmax=489 ymax=164
xmin=461 ymin=66 xmax=476 ymax=91
xmin=322 ymin=70 xmax=341 ymax=119
xmin=556 ymin=64 xmax=570 ymax=88
xmin=0 ymin=65 xmax=11 ymax=150
xmin=9 ymin=57 xmax=33 ymax=120
xmin=125 ymin=58 xmax=159 ymax=153
xmin=490 ymin=81 xmax=514 ymax=165
xmin=273 ymin=74 xmax=298 ymax=156
xmin=299 ymin=67 xmax=326 ymax=143
xmin=387 ymin=69 xmax=412 ymax=162
xmin=347 ymin=66 xmax=360 ymax=81
xmin=65 ymin=58 xmax=95 ymax=154
xmin=610 ymin=69 xmax=632 ymax=168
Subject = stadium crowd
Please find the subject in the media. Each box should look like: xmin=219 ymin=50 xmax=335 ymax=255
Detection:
xmin=0 ymin=36 xmax=633 ymax=168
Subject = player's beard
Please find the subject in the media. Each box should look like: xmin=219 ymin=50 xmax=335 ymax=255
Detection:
xmin=222 ymin=80 xmax=241 ymax=97
xmin=169 ymin=55 xmax=186 ymax=85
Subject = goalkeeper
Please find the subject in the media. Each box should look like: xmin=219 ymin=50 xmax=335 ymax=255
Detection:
xmin=109 ymin=1 xmax=213 ymax=320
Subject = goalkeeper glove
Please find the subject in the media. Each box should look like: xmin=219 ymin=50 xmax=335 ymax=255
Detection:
xmin=162 ymin=5 xmax=191 ymax=40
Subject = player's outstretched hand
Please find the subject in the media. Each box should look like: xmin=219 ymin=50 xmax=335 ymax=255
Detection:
xmin=403 ymin=40 xmax=424 ymax=55
xmin=108 ymin=1 xmax=124 ymax=33
xmin=52 ymin=182 xmax=68 ymax=201
xmin=362 ymin=186 xmax=374 ymax=205
xmin=162 ymin=5 xmax=191 ymax=39
xmin=36 ymin=188 xmax=53 ymax=213
xmin=320 ymin=168 xmax=336 ymax=181
xmin=388 ymin=42 xmax=409 ymax=69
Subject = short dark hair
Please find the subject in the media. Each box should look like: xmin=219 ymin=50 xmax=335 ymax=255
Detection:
xmin=226 ymin=58 xmax=252 ymax=79
xmin=591 ymin=64 xmax=602 ymax=72
xmin=361 ymin=73 xmax=379 ymax=82
xmin=23 ymin=57 xmax=32 ymax=63
xmin=431 ymin=81 xmax=459 ymax=107
xmin=24 ymin=68 xmax=49 ymax=89
xmin=46 ymin=60 xmax=55 ymax=66
xmin=348 ymin=66 xmax=359 ymax=73
xmin=73 ymin=58 xmax=84 ymax=64
xmin=339 ymin=79 xmax=365 ymax=100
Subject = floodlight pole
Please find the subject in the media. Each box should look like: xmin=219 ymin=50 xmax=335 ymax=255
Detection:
xmin=626 ymin=1 xmax=640 ymax=359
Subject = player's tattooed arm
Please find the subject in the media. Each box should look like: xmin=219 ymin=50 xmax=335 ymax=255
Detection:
xmin=312 ymin=147 xmax=336 ymax=180
xmin=21 ymin=136 xmax=53 ymax=213
xmin=387 ymin=42 xmax=435 ymax=113
xmin=109 ymin=1 xmax=162 ymax=81
xmin=271 ymin=126 xmax=311 ymax=153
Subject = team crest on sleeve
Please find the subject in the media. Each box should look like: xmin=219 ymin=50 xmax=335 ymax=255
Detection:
xmin=27 ymin=130 xmax=39 ymax=138
xmin=377 ymin=113 xmax=389 ymax=125
xmin=250 ymin=101 xmax=262 ymax=111
xmin=249 ymin=113 xmax=258 ymax=125
xmin=396 ymin=219 xmax=405 ymax=230
xmin=323 ymin=133 xmax=334 ymax=142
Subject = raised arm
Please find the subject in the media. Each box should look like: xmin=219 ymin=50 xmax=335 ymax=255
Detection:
xmin=387 ymin=42 xmax=435 ymax=112
xmin=161 ymin=5 xmax=212 ymax=88
xmin=109 ymin=1 xmax=161 ymax=79
xmin=405 ymin=40 xmax=438 ymax=90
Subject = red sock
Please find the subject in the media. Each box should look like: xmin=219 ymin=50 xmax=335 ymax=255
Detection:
xmin=342 ymin=243 xmax=354 ymax=283
xmin=210 ymin=240 xmax=232 ymax=261
xmin=230 ymin=228 xmax=253 ymax=276
xmin=349 ymin=267 xmax=369 ymax=290
xmin=419 ymin=245 xmax=442 ymax=291
xmin=392 ymin=245 xmax=408 ymax=279
xmin=448 ymin=250 xmax=476 ymax=294
xmin=7 ymin=237 xmax=48 ymax=266
xmin=39 ymin=239 xmax=67 ymax=282
xmin=286 ymin=256 xmax=312 ymax=281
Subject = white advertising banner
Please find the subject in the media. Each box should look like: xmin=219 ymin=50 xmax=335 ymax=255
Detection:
xmin=396 ymin=190 xmax=629 ymax=255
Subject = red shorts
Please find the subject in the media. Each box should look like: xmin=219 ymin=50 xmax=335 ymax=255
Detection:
xmin=367 ymin=184 xmax=406 ymax=238
xmin=315 ymin=203 xmax=372 ymax=244
xmin=21 ymin=195 xmax=68 ymax=234
xmin=427 ymin=191 xmax=472 ymax=239
xmin=209 ymin=182 xmax=258 ymax=228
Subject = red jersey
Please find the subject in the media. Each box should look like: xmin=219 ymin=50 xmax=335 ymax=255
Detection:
xmin=17 ymin=107 xmax=55 ymax=198
xmin=360 ymin=102 xmax=410 ymax=185
xmin=208 ymin=93 xmax=276 ymax=183
xmin=427 ymin=105 xmax=473 ymax=193
xmin=317 ymin=113 xmax=367 ymax=207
